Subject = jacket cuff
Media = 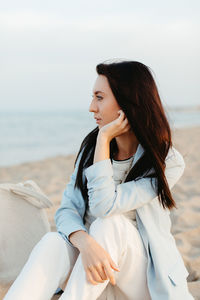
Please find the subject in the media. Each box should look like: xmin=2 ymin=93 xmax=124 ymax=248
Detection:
xmin=58 ymin=231 xmax=75 ymax=247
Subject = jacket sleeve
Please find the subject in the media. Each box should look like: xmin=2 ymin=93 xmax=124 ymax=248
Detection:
xmin=84 ymin=146 xmax=185 ymax=218
xmin=54 ymin=149 xmax=88 ymax=247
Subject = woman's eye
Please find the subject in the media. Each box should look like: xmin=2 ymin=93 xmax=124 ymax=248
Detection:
xmin=91 ymin=95 xmax=103 ymax=101
xmin=97 ymin=96 xmax=103 ymax=100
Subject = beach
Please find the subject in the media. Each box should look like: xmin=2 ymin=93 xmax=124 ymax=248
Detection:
xmin=0 ymin=126 xmax=199 ymax=299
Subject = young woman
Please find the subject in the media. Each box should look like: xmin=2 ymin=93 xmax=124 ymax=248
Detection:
xmin=4 ymin=60 xmax=194 ymax=300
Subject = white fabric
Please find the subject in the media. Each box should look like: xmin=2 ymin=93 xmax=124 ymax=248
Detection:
xmin=0 ymin=180 xmax=52 ymax=286
xmin=54 ymin=144 xmax=192 ymax=299
xmin=3 ymin=157 xmax=150 ymax=299
xmin=84 ymin=155 xmax=137 ymax=229
xmin=3 ymin=215 xmax=151 ymax=300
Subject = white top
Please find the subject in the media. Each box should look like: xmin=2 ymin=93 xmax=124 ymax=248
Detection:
xmin=84 ymin=155 xmax=137 ymax=230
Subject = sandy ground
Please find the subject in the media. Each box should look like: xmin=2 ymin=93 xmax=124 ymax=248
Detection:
xmin=0 ymin=126 xmax=199 ymax=299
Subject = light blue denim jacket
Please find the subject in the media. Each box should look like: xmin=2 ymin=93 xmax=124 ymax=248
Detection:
xmin=54 ymin=144 xmax=194 ymax=300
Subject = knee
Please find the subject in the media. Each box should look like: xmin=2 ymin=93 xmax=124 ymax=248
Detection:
xmin=88 ymin=215 xmax=127 ymax=257
xmin=39 ymin=231 xmax=65 ymax=249
xmin=89 ymin=214 xmax=123 ymax=236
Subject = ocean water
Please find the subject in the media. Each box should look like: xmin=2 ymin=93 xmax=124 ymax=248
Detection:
xmin=0 ymin=108 xmax=199 ymax=167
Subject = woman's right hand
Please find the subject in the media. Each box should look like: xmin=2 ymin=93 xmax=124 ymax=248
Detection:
xmin=79 ymin=235 xmax=120 ymax=286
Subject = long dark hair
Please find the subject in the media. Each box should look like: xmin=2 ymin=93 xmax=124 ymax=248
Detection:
xmin=74 ymin=60 xmax=177 ymax=224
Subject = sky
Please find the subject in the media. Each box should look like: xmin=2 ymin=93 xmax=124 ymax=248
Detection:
xmin=0 ymin=0 xmax=199 ymax=111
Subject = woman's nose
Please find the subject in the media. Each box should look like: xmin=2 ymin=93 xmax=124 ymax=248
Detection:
xmin=89 ymin=99 xmax=97 ymax=112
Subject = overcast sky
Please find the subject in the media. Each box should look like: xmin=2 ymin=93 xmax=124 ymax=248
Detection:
xmin=0 ymin=0 xmax=199 ymax=111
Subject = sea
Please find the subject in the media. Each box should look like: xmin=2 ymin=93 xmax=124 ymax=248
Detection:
xmin=0 ymin=108 xmax=200 ymax=167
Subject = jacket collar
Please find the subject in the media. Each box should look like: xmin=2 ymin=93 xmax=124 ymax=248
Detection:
xmin=111 ymin=143 xmax=144 ymax=166
xmin=132 ymin=143 xmax=145 ymax=167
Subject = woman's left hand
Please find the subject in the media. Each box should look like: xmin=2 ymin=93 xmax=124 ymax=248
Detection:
xmin=99 ymin=110 xmax=131 ymax=142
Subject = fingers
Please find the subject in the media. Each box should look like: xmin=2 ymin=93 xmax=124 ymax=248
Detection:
xmin=87 ymin=270 xmax=99 ymax=285
xmin=87 ymin=266 xmax=107 ymax=285
xmin=96 ymin=265 xmax=108 ymax=281
xmin=118 ymin=110 xmax=125 ymax=120
xmin=118 ymin=110 xmax=128 ymax=123
xmin=118 ymin=110 xmax=131 ymax=131
xmin=103 ymin=261 xmax=117 ymax=285
xmin=91 ymin=267 xmax=106 ymax=283
xmin=86 ymin=261 xmax=119 ymax=286
xmin=110 ymin=259 xmax=120 ymax=272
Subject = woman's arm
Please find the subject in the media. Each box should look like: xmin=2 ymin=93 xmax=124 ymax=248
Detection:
xmin=69 ymin=230 xmax=91 ymax=250
xmin=93 ymin=134 xmax=110 ymax=163
xmin=84 ymin=145 xmax=185 ymax=218
xmin=54 ymin=149 xmax=88 ymax=248
xmin=69 ymin=229 xmax=119 ymax=286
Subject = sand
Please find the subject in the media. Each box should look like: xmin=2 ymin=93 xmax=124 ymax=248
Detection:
xmin=0 ymin=126 xmax=199 ymax=299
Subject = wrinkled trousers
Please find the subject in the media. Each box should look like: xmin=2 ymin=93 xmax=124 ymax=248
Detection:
xmin=3 ymin=214 xmax=151 ymax=300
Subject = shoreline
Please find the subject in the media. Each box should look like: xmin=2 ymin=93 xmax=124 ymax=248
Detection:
xmin=0 ymin=125 xmax=200 ymax=170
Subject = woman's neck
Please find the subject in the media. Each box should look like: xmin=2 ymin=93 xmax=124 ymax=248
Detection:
xmin=114 ymin=131 xmax=139 ymax=160
xmin=113 ymin=152 xmax=135 ymax=161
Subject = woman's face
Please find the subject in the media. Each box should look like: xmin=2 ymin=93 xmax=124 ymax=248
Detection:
xmin=89 ymin=75 xmax=121 ymax=128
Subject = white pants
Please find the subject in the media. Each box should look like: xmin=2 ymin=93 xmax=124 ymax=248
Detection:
xmin=3 ymin=214 xmax=151 ymax=300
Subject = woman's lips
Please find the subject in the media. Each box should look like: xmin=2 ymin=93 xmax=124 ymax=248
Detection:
xmin=96 ymin=119 xmax=101 ymax=123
